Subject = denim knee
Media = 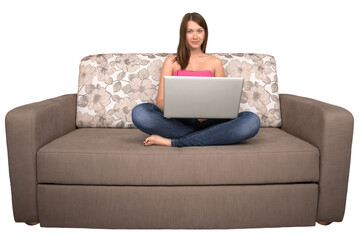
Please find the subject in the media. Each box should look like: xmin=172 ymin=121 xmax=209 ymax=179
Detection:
xmin=247 ymin=112 xmax=261 ymax=137
xmin=237 ymin=111 xmax=261 ymax=140
xmin=131 ymin=103 xmax=153 ymax=128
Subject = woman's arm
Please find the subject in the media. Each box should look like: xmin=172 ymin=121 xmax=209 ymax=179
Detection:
xmin=213 ymin=57 xmax=225 ymax=77
xmin=156 ymin=56 xmax=174 ymax=112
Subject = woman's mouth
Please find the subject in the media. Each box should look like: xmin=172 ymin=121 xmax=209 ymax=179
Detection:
xmin=191 ymin=41 xmax=199 ymax=45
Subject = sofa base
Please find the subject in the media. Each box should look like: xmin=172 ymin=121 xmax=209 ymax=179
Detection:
xmin=37 ymin=183 xmax=318 ymax=229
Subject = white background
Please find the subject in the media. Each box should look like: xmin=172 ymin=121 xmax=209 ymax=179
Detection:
xmin=0 ymin=0 xmax=361 ymax=239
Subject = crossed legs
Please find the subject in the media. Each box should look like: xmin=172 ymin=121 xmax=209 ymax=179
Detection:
xmin=131 ymin=103 xmax=260 ymax=147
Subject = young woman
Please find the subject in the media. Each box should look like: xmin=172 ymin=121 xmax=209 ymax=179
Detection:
xmin=132 ymin=12 xmax=261 ymax=147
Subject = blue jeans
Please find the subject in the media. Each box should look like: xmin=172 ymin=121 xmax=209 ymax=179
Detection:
xmin=131 ymin=103 xmax=261 ymax=147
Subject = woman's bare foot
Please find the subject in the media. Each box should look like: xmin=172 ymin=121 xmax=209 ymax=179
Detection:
xmin=197 ymin=118 xmax=208 ymax=122
xmin=143 ymin=134 xmax=172 ymax=147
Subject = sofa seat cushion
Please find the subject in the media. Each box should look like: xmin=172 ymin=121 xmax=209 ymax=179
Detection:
xmin=37 ymin=128 xmax=319 ymax=185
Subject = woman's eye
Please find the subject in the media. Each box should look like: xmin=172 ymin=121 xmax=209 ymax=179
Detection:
xmin=188 ymin=30 xmax=203 ymax=33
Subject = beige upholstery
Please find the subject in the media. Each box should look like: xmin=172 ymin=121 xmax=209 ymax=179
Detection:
xmin=76 ymin=53 xmax=281 ymax=128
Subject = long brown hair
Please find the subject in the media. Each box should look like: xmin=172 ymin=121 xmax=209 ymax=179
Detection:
xmin=172 ymin=12 xmax=209 ymax=70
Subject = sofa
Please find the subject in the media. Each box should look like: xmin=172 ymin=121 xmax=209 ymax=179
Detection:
xmin=5 ymin=53 xmax=354 ymax=229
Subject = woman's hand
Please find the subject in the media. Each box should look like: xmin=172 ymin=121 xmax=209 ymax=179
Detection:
xmin=197 ymin=118 xmax=208 ymax=122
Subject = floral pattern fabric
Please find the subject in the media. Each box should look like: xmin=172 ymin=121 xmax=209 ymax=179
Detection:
xmin=76 ymin=53 xmax=281 ymax=128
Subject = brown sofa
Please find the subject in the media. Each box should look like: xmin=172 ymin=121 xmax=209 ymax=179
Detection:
xmin=5 ymin=53 xmax=354 ymax=229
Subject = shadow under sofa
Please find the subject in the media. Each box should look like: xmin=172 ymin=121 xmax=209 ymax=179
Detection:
xmin=5 ymin=93 xmax=354 ymax=229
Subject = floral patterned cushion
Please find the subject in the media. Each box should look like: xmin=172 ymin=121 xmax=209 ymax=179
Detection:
xmin=76 ymin=53 xmax=281 ymax=128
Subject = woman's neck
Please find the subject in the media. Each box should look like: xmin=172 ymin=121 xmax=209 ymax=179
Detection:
xmin=189 ymin=48 xmax=204 ymax=58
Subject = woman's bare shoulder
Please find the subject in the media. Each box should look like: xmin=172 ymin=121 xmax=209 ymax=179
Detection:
xmin=207 ymin=55 xmax=224 ymax=76
xmin=166 ymin=54 xmax=177 ymax=62
xmin=160 ymin=55 xmax=178 ymax=75
xmin=211 ymin=55 xmax=222 ymax=65
xmin=166 ymin=55 xmax=180 ymax=71
xmin=210 ymin=55 xmax=221 ymax=61
xmin=164 ymin=55 xmax=178 ymax=66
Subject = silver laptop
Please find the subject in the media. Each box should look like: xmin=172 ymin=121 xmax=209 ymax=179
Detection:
xmin=163 ymin=76 xmax=244 ymax=119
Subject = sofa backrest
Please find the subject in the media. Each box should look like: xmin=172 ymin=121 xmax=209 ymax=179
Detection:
xmin=76 ymin=53 xmax=281 ymax=128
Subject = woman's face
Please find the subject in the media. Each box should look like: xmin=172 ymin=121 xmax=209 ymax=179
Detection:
xmin=186 ymin=20 xmax=205 ymax=50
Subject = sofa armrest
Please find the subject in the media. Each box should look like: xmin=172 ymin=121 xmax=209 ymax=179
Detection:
xmin=279 ymin=94 xmax=354 ymax=223
xmin=5 ymin=93 xmax=77 ymax=223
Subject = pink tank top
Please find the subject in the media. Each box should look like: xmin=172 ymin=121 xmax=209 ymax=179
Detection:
xmin=172 ymin=69 xmax=214 ymax=77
